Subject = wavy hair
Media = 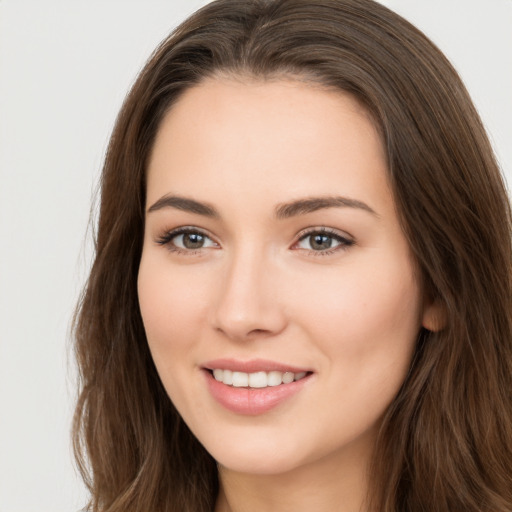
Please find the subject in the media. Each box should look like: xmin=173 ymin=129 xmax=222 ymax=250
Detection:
xmin=73 ymin=1 xmax=512 ymax=510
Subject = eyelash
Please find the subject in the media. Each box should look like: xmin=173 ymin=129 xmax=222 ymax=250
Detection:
xmin=156 ymin=226 xmax=355 ymax=256
xmin=294 ymin=227 xmax=355 ymax=255
xmin=156 ymin=227 xmax=216 ymax=256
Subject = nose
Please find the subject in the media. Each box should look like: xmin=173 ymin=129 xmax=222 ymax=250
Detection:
xmin=210 ymin=247 xmax=287 ymax=341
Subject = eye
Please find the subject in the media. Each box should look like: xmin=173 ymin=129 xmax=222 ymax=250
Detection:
xmin=157 ymin=227 xmax=218 ymax=252
xmin=294 ymin=229 xmax=354 ymax=254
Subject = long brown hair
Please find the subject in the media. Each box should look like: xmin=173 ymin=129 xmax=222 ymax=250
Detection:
xmin=73 ymin=1 xmax=512 ymax=510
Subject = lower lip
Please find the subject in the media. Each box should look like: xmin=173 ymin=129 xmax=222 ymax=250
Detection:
xmin=204 ymin=370 xmax=311 ymax=415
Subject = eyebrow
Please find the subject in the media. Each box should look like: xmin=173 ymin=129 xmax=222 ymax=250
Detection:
xmin=147 ymin=195 xmax=219 ymax=217
xmin=275 ymin=196 xmax=378 ymax=219
xmin=147 ymin=194 xmax=378 ymax=218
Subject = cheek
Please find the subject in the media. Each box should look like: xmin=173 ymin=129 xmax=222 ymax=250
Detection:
xmin=289 ymin=254 xmax=422 ymax=378
xmin=137 ymin=254 xmax=208 ymax=361
xmin=137 ymin=254 xmax=218 ymax=419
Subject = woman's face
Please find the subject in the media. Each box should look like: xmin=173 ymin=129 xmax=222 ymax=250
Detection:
xmin=138 ymin=78 xmax=435 ymax=475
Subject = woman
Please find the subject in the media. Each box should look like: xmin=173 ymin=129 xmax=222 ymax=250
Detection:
xmin=73 ymin=0 xmax=512 ymax=511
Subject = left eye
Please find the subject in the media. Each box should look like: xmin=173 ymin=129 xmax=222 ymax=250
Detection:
xmin=296 ymin=231 xmax=352 ymax=252
xmin=174 ymin=232 xmax=215 ymax=249
xmin=158 ymin=229 xmax=217 ymax=251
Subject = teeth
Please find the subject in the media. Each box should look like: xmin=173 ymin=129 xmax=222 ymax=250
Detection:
xmin=223 ymin=369 xmax=233 ymax=385
xmin=267 ymin=371 xmax=283 ymax=387
xmin=282 ymin=372 xmax=294 ymax=384
xmin=232 ymin=371 xmax=249 ymax=387
xmin=212 ymin=369 xmax=308 ymax=388
xmin=249 ymin=371 xmax=267 ymax=388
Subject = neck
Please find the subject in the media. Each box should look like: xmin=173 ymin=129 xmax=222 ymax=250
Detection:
xmin=214 ymin=438 xmax=373 ymax=512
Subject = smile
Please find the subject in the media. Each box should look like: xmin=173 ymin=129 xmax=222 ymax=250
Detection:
xmin=212 ymin=369 xmax=308 ymax=388
xmin=203 ymin=361 xmax=314 ymax=415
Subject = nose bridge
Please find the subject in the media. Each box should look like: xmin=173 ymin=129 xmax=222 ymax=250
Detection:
xmin=211 ymin=242 xmax=285 ymax=340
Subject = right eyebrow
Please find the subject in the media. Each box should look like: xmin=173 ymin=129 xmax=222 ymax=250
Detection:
xmin=274 ymin=195 xmax=379 ymax=219
xmin=147 ymin=194 xmax=219 ymax=218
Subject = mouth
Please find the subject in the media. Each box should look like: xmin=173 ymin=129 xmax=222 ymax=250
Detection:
xmin=202 ymin=359 xmax=314 ymax=415
xmin=208 ymin=368 xmax=311 ymax=388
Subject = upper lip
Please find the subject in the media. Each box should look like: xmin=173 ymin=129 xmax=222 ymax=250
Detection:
xmin=202 ymin=358 xmax=312 ymax=374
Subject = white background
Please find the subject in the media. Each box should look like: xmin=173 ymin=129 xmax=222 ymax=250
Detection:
xmin=0 ymin=1 xmax=510 ymax=511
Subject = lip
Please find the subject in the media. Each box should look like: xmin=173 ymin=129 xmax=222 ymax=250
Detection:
xmin=202 ymin=359 xmax=313 ymax=415
xmin=203 ymin=358 xmax=311 ymax=374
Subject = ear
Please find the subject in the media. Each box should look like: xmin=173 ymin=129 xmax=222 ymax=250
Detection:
xmin=422 ymin=298 xmax=446 ymax=332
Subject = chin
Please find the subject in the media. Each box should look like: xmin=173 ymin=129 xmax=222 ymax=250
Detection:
xmin=192 ymin=415 xmax=380 ymax=479
xmin=214 ymin=448 xmax=307 ymax=476
xmin=190 ymin=425 xmax=307 ymax=475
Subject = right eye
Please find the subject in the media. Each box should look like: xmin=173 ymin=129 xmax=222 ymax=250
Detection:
xmin=157 ymin=228 xmax=218 ymax=253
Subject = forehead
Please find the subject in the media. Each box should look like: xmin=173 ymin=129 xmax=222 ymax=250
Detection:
xmin=151 ymin=76 xmax=379 ymax=151
xmin=146 ymin=77 xmax=391 ymax=216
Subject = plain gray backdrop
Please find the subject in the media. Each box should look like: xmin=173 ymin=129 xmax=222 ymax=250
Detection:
xmin=0 ymin=1 xmax=510 ymax=511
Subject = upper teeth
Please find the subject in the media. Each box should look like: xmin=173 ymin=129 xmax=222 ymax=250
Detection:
xmin=212 ymin=369 xmax=307 ymax=388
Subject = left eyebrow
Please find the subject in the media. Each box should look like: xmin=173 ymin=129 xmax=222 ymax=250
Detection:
xmin=147 ymin=194 xmax=220 ymax=218
xmin=274 ymin=196 xmax=379 ymax=219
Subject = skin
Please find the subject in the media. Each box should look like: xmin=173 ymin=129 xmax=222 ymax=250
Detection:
xmin=138 ymin=77 xmax=439 ymax=512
